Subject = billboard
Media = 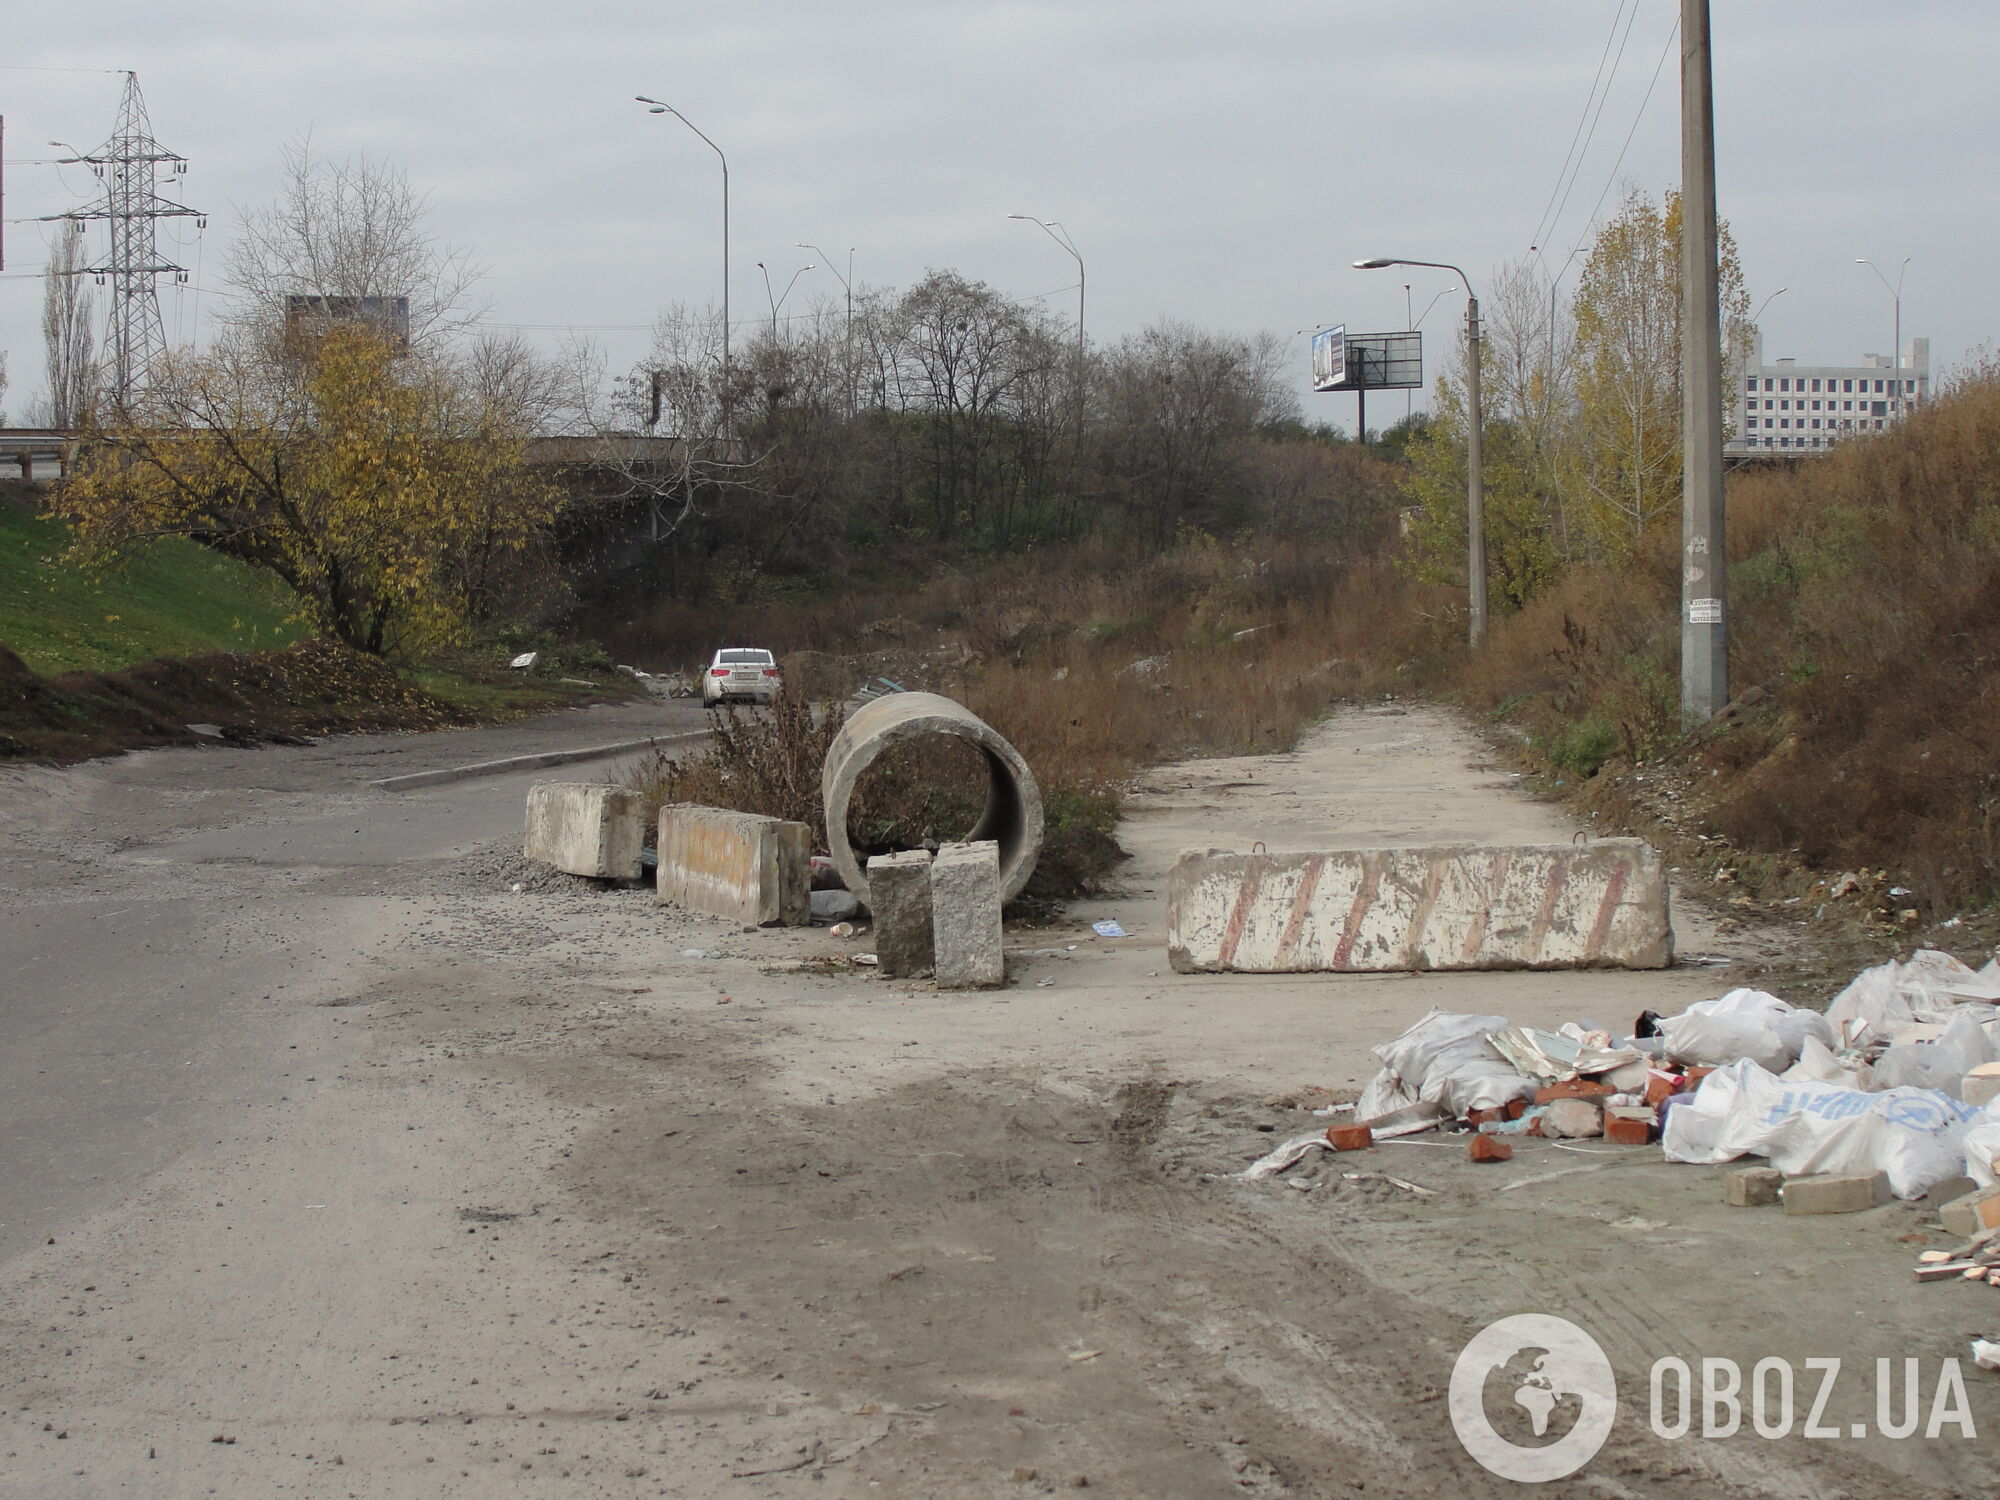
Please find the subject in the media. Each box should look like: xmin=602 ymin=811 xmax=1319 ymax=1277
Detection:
xmin=1311 ymin=325 xmax=1348 ymax=392
xmin=1344 ymin=331 xmax=1424 ymax=390
xmin=284 ymin=294 xmax=412 ymax=350
xmin=1313 ymin=328 xmax=1422 ymax=392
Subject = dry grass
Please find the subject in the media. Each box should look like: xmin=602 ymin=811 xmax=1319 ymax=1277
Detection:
xmin=1449 ymin=367 xmax=2000 ymax=914
xmin=615 ymin=533 xmax=1437 ymax=903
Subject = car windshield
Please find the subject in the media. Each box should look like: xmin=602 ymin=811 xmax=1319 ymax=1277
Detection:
xmin=718 ymin=650 xmax=773 ymax=665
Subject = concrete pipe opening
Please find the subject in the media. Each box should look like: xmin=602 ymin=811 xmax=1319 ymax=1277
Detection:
xmin=822 ymin=691 xmax=1043 ymax=904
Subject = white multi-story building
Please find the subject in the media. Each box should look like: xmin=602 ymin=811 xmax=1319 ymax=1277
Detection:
xmin=1726 ymin=327 xmax=1930 ymax=457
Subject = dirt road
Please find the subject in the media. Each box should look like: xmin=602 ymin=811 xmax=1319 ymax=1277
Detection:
xmin=1 ymin=701 xmax=1991 ymax=1497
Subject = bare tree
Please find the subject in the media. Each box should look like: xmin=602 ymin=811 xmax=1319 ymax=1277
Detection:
xmin=222 ymin=138 xmax=486 ymax=345
xmin=43 ymin=221 xmax=95 ymax=427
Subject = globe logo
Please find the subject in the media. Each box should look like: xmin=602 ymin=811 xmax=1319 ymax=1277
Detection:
xmin=1449 ymin=1313 xmax=1618 ymax=1482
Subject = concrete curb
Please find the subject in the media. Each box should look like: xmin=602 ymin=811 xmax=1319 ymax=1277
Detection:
xmin=366 ymin=729 xmax=709 ymax=791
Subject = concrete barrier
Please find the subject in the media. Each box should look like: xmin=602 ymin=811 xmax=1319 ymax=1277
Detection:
xmin=1167 ymin=839 xmax=1671 ymax=974
xmin=657 ymin=804 xmax=809 ymax=926
xmin=524 ymin=782 xmax=646 ymax=880
xmin=821 ymin=692 xmax=1042 ymax=904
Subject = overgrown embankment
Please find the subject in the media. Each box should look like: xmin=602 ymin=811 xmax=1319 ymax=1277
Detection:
xmin=0 ymin=482 xmax=304 ymax=674
xmin=0 ymin=488 xmax=641 ymax=765
xmin=1454 ymin=372 xmax=2000 ymax=929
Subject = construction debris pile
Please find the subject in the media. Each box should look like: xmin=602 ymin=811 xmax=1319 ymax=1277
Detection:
xmin=1241 ymin=948 xmax=2000 ymax=1371
xmin=1245 ymin=946 xmax=2000 ymax=1212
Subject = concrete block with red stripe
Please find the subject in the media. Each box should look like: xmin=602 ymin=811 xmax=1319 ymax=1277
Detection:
xmin=1165 ymin=840 xmax=1671 ymax=974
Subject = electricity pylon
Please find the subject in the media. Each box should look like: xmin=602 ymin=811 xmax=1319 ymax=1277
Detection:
xmin=48 ymin=72 xmax=204 ymax=411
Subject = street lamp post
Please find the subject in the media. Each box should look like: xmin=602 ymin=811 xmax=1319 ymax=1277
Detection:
xmin=1007 ymin=215 xmax=1085 ymax=367
xmin=756 ymin=260 xmax=815 ymax=341
xmin=636 ymin=95 xmax=730 ymax=425
xmin=1855 ymin=256 xmax=1910 ymax=411
xmin=1357 ymin=256 xmax=1486 ymax=645
xmin=798 ymin=241 xmax=855 ymax=414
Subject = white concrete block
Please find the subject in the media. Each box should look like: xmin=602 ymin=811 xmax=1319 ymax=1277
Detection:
xmin=1166 ymin=839 xmax=1671 ymax=973
xmin=657 ymin=804 xmax=809 ymax=926
xmin=931 ymin=840 xmax=1003 ymax=989
xmin=524 ymin=782 xmax=644 ymax=879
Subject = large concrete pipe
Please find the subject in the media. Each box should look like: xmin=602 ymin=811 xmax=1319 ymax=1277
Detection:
xmin=822 ymin=692 xmax=1043 ymax=904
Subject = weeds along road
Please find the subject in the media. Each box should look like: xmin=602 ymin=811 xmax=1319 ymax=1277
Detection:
xmin=0 ymin=699 xmax=1989 ymax=1497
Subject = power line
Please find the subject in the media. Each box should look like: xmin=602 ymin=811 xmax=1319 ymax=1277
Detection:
xmin=1527 ymin=0 xmax=1636 ymax=257
xmin=1564 ymin=14 xmax=1681 ymax=268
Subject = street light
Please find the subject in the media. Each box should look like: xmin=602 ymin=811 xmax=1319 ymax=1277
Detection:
xmin=1008 ymin=215 xmax=1085 ymax=366
xmin=798 ymin=241 xmax=855 ymax=413
xmin=1356 ymin=256 xmax=1486 ymax=645
xmin=756 ymin=260 xmax=815 ymax=340
xmin=1856 ymin=257 xmax=1911 ymax=410
xmin=1750 ymin=286 xmax=1787 ymax=325
xmin=636 ymin=95 xmax=730 ymax=423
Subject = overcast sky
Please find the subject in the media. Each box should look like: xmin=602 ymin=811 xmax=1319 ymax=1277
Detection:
xmin=3 ymin=1 xmax=1993 ymax=426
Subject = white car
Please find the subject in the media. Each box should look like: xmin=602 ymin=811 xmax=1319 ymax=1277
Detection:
xmin=701 ymin=647 xmax=782 ymax=706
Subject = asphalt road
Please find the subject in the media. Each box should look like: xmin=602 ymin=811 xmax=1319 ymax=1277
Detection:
xmin=0 ymin=697 xmax=708 ymax=1262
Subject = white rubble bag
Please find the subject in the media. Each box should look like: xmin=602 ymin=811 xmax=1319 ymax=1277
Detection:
xmin=1354 ymin=1008 xmax=1538 ymax=1126
xmin=1960 ymin=1101 xmax=2000 ymax=1190
xmin=1870 ymin=1010 xmax=2000 ymax=1096
xmin=1661 ymin=1058 xmax=1981 ymax=1199
xmin=1824 ymin=950 xmax=2000 ymax=1043
xmin=1655 ymin=989 xmax=1834 ymax=1073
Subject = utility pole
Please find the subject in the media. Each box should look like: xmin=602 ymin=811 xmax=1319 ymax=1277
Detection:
xmin=1680 ymin=0 xmax=1727 ymax=722
xmin=47 ymin=74 xmax=201 ymax=412
xmin=1463 ymin=291 xmax=1486 ymax=643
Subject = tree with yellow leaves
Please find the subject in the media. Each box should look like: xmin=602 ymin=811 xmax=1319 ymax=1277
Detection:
xmin=1571 ymin=186 xmax=1749 ymax=561
xmin=56 ymin=321 xmax=561 ymax=657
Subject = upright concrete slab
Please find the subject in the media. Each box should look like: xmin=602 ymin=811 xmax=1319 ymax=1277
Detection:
xmin=524 ymin=782 xmax=645 ymax=880
xmin=868 ymin=849 xmax=935 ymax=978
xmin=657 ymin=804 xmax=810 ymax=927
xmin=1167 ymin=838 xmax=1671 ymax=974
xmin=931 ymin=840 xmax=1003 ymax=989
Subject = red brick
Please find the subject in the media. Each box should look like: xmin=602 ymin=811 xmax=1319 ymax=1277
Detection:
xmin=1469 ymin=1135 xmax=1513 ymax=1163
xmin=1504 ymin=1097 xmax=1528 ymax=1120
xmin=1535 ymin=1079 xmax=1618 ymax=1105
xmin=1325 ymin=1124 xmax=1373 ymax=1152
xmin=1466 ymin=1108 xmax=1501 ymax=1127
xmin=1643 ymin=1071 xmax=1682 ymax=1107
xmin=1605 ymin=1113 xmax=1653 ymax=1146
xmin=1684 ymin=1066 xmax=1715 ymax=1089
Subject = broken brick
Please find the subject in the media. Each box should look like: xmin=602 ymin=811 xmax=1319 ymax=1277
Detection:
xmin=1604 ymin=1108 xmax=1654 ymax=1146
xmin=1469 ymin=1135 xmax=1513 ymax=1163
xmin=1325 ymin=1124 xmax=1373 ymax=1152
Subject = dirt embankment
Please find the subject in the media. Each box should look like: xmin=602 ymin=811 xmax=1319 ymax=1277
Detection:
xmin=0 ymin=637 xmax=639 ymax=766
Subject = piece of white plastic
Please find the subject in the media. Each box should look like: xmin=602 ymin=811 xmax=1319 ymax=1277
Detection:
xmin=1661 ymin=1058 xmax=1981 ymax=1199
xmin=1656 ymin=989 xmax=1834 ymax=1073
xmin=1781 ymin=1035 xmax=1869 ymax=1090
xmin=1356 ymin=1008 xmax=1538 ymax=1123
